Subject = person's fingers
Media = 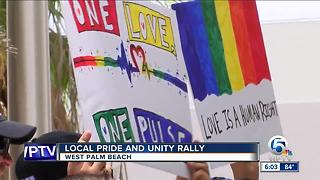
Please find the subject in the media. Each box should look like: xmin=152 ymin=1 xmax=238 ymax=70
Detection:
xmin=68 ymin=131 xmax=91 ymax=175
xmin=105 ymin=164 xmax=112 ymax=170
xmin=231 ymin=162 xmax=259 ymax=180
xmin=81 ymin=162 xmax=94 ymax=172
xmin=187 ymin=162 xmax=209 ymax=174
xmin=78 ymin=131 xmax=92 ymax=143
xmin=0 ymin=165 xmax=5 ymax=176
xmin=176 ymin=176 xmax=188 ymax=180
xmin=105 ymin=164 xmax=112 ymax=175
xmin=2 ymin=153 xmax=12 ymax=166
xmin=68 ymin=161 xmax=84 ymax=175
xmin=191 ymin=169 xmax=210 ymax=180
xmin=89 ymin=162 xmax=106 ymax=174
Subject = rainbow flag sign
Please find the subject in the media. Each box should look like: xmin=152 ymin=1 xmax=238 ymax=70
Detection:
xmin=62 ymin=0 xmax=192 ymax=177
xmin=173 ymin=0 xmax=282 ymax=155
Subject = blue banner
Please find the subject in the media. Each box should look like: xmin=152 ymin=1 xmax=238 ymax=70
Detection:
xmin=58 ymin=143 xmax=258 ymax=153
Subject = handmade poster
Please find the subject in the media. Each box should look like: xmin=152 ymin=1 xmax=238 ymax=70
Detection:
xmin=173 ymin=0 xmax=282 ymax=155
xmin=62 ymin=0 xmax=191 ymax=176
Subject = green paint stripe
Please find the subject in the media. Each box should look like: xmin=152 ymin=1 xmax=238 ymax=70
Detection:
xmin=153 ymin=69 xmax=165 ymax=79
xmin=104 ymin=57 xmax=119 ymax=67
xmin=201 ymin=0 xmax=232 ymax=95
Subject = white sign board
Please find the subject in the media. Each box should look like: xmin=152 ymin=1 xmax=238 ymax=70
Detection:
xmin=62 ymin=0 xmax=191 ymax=176
xmin=173 ymin=0 xmax=283 ymax=155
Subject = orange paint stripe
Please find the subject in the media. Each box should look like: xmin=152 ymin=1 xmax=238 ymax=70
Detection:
xmin=229 ymin=0 xmax=259 ymax=85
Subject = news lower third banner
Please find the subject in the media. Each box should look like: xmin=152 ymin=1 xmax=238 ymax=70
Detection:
xmin=24 ymin=143 xmax=259 ymax=162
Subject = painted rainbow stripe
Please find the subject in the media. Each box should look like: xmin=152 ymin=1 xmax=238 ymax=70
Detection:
xmin=73 ymin=42 xmax=187 ymax=93
xmin=173 ymin=0 xmax=271 ymax=101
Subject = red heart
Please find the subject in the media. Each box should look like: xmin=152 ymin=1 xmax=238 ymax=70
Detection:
xmin=130 ymin=44 xmax=146 ymax=72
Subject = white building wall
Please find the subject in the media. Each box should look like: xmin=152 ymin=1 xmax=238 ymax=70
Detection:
xmin=263 ymin=21 xmax=320 ymax=104
xmin=259 ymin=21 xmax=320 ymax=180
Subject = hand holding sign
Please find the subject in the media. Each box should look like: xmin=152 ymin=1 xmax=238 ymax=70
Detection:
xmin=67 ymin=131 xmax=111 ymax=176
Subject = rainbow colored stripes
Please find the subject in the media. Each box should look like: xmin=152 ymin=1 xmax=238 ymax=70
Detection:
xmin=73 ymin=43 xmax=187 ymax=93
xmin=74 ymin=56 xmax=118 ymax=68
xmin=282 ymin=149 xmax=293 ymax=157
xmin=173 ymin=0 xmax=271 ymax=101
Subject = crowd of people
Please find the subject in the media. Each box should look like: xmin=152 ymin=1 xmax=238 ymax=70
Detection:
xmin=0 ymin=115 xmax=258 ymax=180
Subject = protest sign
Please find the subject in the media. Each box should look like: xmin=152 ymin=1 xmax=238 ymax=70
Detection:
xmin=62 ymin=0 xmax=191 ymax=176
xmin=173 ymin=0 xmax=282 ymax=154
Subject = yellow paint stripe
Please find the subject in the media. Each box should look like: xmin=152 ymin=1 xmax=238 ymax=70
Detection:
xmin=96 ymin=56 xmax=105 ymax=66
xmin=214 ymin=0 xmax=244 ymax=91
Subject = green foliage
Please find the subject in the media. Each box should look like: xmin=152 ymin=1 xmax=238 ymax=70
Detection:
xmin=0 ymin=0 xmax=6 ymax=29
xmin=49 ymin=0 xmax=79 ymax=131
xmin=0 ymin=1 xmax=6 ymax=111
xmin=0 ymin=0 xmax=79 ymax=131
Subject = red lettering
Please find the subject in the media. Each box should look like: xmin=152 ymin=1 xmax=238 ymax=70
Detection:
xmin=68 ymin=0 xmax=120 ymax=36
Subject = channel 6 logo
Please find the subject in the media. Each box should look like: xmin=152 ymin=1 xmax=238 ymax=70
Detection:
xmin=268 ymin=135 xmax=288 ymax=155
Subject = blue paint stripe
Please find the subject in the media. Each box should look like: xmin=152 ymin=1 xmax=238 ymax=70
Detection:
xmin=173 ymin=3 xmax=207 ymax=101
xmin=188 ymin=1 xmax=219 ymax=96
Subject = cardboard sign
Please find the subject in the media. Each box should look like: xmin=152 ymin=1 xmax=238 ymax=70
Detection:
xmin=173 ymin=0 xmax=282 ymax=155
xmin=62 ymin=0 xmax=191 ymax=176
